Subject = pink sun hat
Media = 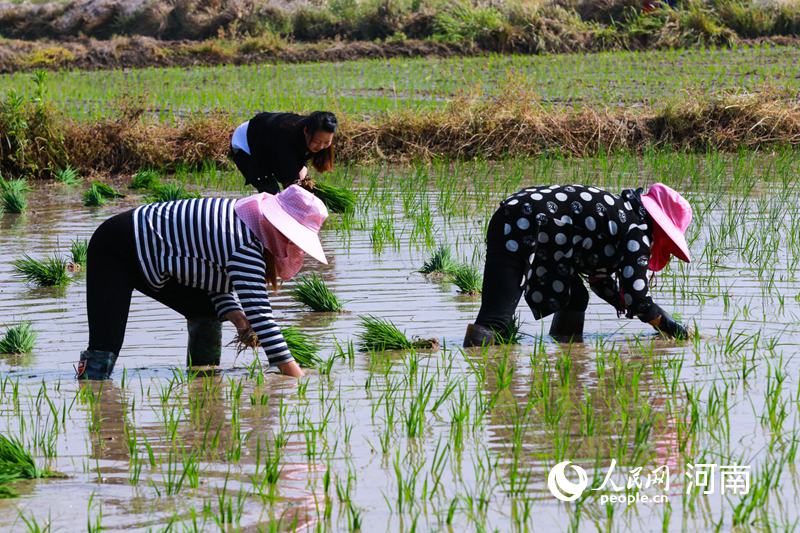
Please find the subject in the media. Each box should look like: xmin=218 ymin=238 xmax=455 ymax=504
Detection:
xmin=235 ymin=185 xmax=328 ymax=264
xmin=641 ymin=183 xmax=692 ymax=272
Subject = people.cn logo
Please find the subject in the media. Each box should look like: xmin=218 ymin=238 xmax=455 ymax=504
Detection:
xmin=547 ymin=461 xmax=589 ymax=502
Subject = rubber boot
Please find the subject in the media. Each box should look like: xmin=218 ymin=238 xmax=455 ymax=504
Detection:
xmin=549 ymin=310 xmax=585 ymax=343
xmin=186 ymin=317 xmax=222 ymax=367
xmin=463 ymin=323 xmax=496 ymax=348
xmin=77 ymin=350 xmax=118 ymax=380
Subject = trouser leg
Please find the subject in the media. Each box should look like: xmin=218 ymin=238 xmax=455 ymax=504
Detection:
xmin=549 ymin=277 xmax=588 ymax=343
xmin=134 ymin=280 xmax=221 ymax=366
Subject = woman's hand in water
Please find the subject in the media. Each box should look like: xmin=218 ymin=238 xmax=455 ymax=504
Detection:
xmin=642 ymin=304 xmax=688 ymax=339
xmin=278 ymin=360 xmax=305 ymax=378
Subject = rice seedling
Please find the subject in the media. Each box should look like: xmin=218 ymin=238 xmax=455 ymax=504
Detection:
xmin=281 ymin=326 xmax=323 ymax=368
xmin=290 ymin=273 xmax=343 ymax=312
xmin=311 ymin=181 xmax=356 ymax=214
xmin=83 ymin=181 xmax=122 ymax=206
xmin=419 ymin=245 xmax=457 ymax=275
xmin=54 ymin=166 xmax=80 ymax=185
xmin=0 ymin=323 xmax=36 ymax=354
xmin=129 ymin=169 xmax=162 ymax=190
xmin=357 ymin=315 xmax=438 ymax=351
xmin=70 ymin=239 xmax=88 ymax=268
xmin=0 ymin=433 xmax=54 ymax=497
xmin=0 ymin=177 xmax=29 ymax=214
xmin=493 ymin=314 xmax=523 ymax=344
xmin=450 ymin=264 xmax=482 ymax=295
xmin=145 ymin=183 xmax=199 ymax=203
xmin=13 ymin=254 xmax=71 ymax=287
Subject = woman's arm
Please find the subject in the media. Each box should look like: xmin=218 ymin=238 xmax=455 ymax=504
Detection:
xmin=227 ymin=244 xmax=304 ymax=376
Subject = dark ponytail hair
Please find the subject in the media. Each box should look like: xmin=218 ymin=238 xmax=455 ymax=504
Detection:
xmin=303 ymin=111 xmax=337 ymax=173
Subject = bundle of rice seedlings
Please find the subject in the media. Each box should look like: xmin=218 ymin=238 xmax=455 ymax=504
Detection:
xmin=146 ymin=183 xmax=199 ymax=203
xmin=451 ymin=264 xmax=483 ymax=295
xmin=0 ymin=323 xmax=36 ymax=354
xmin=129 ymin=169 xmax=162 ymax=190
xmin=13 ymin=254 xmax=71 ymax=287
xmin=419 ymin=245 xmax=457 ymax=275
xmin=290 ymin=273 xmax=343 ymax=312
xmin=493 ymin=314 xmax=523 ymax=345
xmin=54 ymin=166 xmax=81 ymax=185
xmin=0 ymin=433 xmax=54 ymax=497
xmin=70 ymin=238 xmax=89 ymax=269
xmin=0 ymin=178 xmax=29 ymax=214
xmin=230 ymin=326 xmax=323 ymax=368
xmin=82 ymin=183 xmax=106 ymax=206
xmin=357 ymin=315 xmax=439 ymax=352
xmin=282 ymin=326 xmax=324 ymax=368
xmin=312 ymin=182 xmax=356 ymax=214
xmin=83 ymin=181 xmax=122 ymax=206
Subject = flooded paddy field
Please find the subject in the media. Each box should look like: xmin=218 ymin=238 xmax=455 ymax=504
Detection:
xmin=1 ymin=150 xmax=800 ymax=531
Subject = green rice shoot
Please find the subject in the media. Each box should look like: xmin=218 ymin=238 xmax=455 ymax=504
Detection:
xmin=0 ymin=178 xmax=29 ymax=214
xmin=493 ymin=314 xmax=523 ymax=345
xmin=282 ymin=326 xmax=323 ymax=368
xmin=419 ymin=245 xmax=457 ymax=275
xmin=358 ymin=315 xmax=412 ymax=351
xmin=0 ymin=433 xmax=54 ymax=498
xmin=54 ymin=166 xmax=81 ymax=185
xmin=290 ymin=273 xmax=343 ymax=312
xmin=13 ymin=254 xmax=71 ymax=287
xmin=313 ymin=182 xmax=356 ymax=214
xmin=0 ymin=322 xmax=36 ymax=354
xmin=129 ymin=169 xmax=162 ymax=190
xmin=451 ymin=263 xmax=482 ymax=295
xmin=83 ymin=181 xmax=122 ymax=206
xmin=146 ymin=183 xmax=199 ymax=203
xmin=70 ymin=239 xmax=88 ymax=267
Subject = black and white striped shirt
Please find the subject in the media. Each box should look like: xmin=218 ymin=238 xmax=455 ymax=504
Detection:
xmin=133 ymin=198 xmax=292 ymax=366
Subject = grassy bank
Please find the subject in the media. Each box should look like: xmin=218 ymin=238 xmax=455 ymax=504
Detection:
xmin=0 ymin=44 xmax=796 ymax=122
xmin=2 ymin=74 xmax=798 ymax=179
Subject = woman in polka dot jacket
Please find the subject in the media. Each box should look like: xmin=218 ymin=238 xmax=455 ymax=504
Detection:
xmin=463 ymin=183 xmax=693 ymax=346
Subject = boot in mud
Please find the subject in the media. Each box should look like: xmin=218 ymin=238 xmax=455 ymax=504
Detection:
xmin=77 ymin=350 xmax=118 ymax=380
xmin=463 ymin=323 xmax=496 ymax=348
xmin=186 ymin=317 xmax=222 ymax=367
xmin=549 ymin=310 xmax=585 ymax=343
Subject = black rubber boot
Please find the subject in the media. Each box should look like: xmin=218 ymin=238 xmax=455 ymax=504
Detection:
xmin=77 ymin=350 xmax=118 ymax=380
xmin=186 ymin=317 xmax=222 ymax=366
xmin=463 ymin=323 xmax=496 ymax=348
xmin=549 ymin=311 xmax=585 ymax=343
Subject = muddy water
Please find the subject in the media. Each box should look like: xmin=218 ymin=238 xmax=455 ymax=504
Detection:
xmin=1 ymin=173 xmax=798 ymax=531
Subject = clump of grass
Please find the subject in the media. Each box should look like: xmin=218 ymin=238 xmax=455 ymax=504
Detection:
xmin=493 ymin=314 xmax=523 ymax=345
xmin=0 ymin=433 xmax=54 ymax=497
xmin=13 ymin=254 xmax=71 ymax=287
xmin=357 ymin=315 xmax=438 ymax=352
xmin=290 ymin=273 xmax=343 ymax=312
xmin=282 ymin=326 xmax=323 ymax=368
xmin=312 ymin=182 xmax=356 ymax=214
xmin=70 ymin=238 xmax=88 ymax=268
xmin=419 ymin=245 xmax=457 ymax=275
xmin=145 ymin=183 xmax=199 ymax=203
xmin=0 ymin=177 xmax=29 ymax=214
xmin=83 ymin=181 xmax=122 ymax=206
xmin=0 ymin=323 xmax=36 ymax=354
xmin=129 ymin=169 xmax=162 ymax=190
xmin=450 ymin=263 xmax=482 ymax=295
xmin=54 ymin=165 xmax=81 ymax=185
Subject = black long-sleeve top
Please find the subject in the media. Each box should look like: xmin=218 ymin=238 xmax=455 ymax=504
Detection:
xmin=244 ymin=112 xmax=311 ymax=193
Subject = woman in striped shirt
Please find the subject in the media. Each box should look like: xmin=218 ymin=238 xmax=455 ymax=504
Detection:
xmin=78 ymin=185 xmax=329 ymax=380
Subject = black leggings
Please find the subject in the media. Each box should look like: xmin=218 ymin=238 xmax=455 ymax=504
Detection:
xmin=474 ymin=209 xmax=588 ymax=331
xmin=229 ymin=146 xmax=281 ymax=195
xmin=86 ymin=210 xmax=216 ymax=354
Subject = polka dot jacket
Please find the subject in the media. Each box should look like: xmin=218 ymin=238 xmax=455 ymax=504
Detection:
xmin=499 ymin=184 xmax=654 ymax=320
